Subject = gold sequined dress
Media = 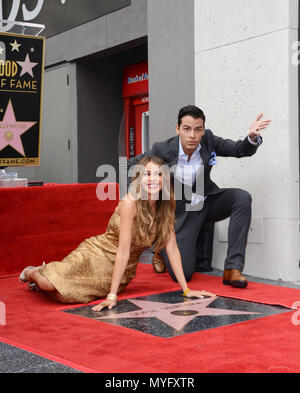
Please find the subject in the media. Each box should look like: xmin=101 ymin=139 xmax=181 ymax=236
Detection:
xmin=40 ymin=207 xmax=149 ymax=304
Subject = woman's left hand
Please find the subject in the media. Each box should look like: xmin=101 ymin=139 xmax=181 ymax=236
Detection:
xmin=185 ymin=289 xmax=216 ymax=299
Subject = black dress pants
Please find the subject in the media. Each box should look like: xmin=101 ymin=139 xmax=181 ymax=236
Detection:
xmin=161 ymin=188 xmax=252 ymax=282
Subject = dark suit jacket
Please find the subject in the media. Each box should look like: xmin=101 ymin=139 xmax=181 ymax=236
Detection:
xmin=127 ymin=129 xmax=261 ymax=229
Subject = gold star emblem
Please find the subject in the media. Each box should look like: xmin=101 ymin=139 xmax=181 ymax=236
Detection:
xmin=10 ymin=39 xmax=21 ymax=52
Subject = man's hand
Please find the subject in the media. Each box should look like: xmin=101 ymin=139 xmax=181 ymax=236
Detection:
xmin=248 ymin=113 xmax=271 ymax=142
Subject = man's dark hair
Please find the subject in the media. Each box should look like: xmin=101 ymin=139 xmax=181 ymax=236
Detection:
xmin=177 ymin=105 xmax=206 ymax=126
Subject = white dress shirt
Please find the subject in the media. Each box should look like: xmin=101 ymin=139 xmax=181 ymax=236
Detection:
xmin=175 ymin=140 xmax=205 ymax=206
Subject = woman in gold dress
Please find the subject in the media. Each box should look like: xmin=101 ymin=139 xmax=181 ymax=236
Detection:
xmin=19 ymin=156 xmax=215 ymax=309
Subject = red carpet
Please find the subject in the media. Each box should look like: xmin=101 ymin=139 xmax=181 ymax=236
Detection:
xmin=1 ymin=264 xmax=300 ymax=373
xmin=0 ymin=183 xmax=118 ymax=277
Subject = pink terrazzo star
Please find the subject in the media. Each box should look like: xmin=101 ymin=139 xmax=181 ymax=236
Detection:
xmin=17 ymin=53 xmax=38 ymax=78
xmin=96 ymin=297 xmax=260 ymax=331
xmin=0 ymin=99 xmax=36 ymax=156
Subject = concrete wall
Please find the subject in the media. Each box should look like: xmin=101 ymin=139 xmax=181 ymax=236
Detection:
xmin=147 ymin=0 xmax=195 ymax=142
xmin=76 ymin=46 xmax=148 ymax=183
xmin=194 ymin=0 xmax=300 ymax=282
xmin=44 ymin=0 xmax=147 ymax=66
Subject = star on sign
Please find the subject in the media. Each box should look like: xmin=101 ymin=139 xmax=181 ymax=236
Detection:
xmin=17 ymin=53 xmax=38 ymax=78
xmin=10 ymin=39 xmax=21 ymax=52
xmin=0 ymin=99 xmax=36 ymax=156
xmin=95 ymin=297 xmax=261 ymax=331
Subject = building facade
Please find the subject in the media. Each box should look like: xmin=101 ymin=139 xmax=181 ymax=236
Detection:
xmin=3 ymin=0 xmax=299 ymax=282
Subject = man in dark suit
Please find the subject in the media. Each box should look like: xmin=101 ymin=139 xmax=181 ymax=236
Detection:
xmin=127 ymin=105 xmax=271 ymax=288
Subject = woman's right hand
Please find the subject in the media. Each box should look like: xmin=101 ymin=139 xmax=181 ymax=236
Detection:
xmin=92 ymin=299 xmax=117 ymax=312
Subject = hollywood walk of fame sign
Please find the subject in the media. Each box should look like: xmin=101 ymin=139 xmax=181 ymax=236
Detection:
xmin=63 ymin=291 xmax=292 ymax=338
xmin=0 ymin=31 xmax=44 ymax=167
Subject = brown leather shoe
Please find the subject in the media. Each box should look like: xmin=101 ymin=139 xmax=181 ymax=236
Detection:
xmin=223 ymin=269 xmax=248 ymax=288
xmin=152 ymin=252 xmax=166 ymax=273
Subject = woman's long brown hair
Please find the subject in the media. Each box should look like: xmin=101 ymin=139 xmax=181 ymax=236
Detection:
xmin=129 ymin=155 xmax=176 ymax=252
